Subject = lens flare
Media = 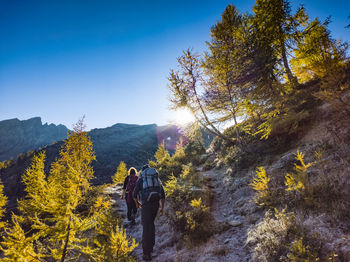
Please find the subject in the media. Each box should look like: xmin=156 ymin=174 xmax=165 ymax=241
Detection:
xmin=174 ymin=108 xmax=195 ymax=125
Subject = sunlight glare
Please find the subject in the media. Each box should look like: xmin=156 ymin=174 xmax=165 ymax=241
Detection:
xmin=174 ymin=108 xmax=195 ymax=125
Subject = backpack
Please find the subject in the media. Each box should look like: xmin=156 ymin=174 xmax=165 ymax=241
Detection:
xmin=141 ymin=167 xmax=161 ymax=203
xmin=126 ymin=175 xmax=138 ymax=203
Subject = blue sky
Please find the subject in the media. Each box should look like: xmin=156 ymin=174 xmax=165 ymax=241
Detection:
xmin=0 ymin=0 xmax=349 ymax=130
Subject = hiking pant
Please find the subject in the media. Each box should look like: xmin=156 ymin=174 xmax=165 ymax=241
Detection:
xmin=141 ymin=201 xmax=159 ymax=255
xmin=126 ymin=198 xmax=137 ymax=221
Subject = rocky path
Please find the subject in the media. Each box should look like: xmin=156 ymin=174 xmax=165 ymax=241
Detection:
xmin=105 ymin=167 xmax=253 ymax=261
xmin=104 ymin=185 xmax=175 ymax=261
xmin=197 ymin=168 xmax=252 ymax=262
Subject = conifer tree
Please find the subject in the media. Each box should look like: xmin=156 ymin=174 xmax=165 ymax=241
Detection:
xmin=291 ymin=18 xmax=348 ymax=82
xmin=252 ymin=0 xmax=308 ymax=85
xmin=18 ymin=152 xmax=47 ymax=220
xmin=0 ymin=214 xmax=43 ymax=261
xmin=14 ymin=118 xmax=98 ymax=261
xmin=112 ymin=161 xmax=127 ymax=185
xmin=173 ymin=138 xmax=186 ymax=162
xmin=168 ymin=50 xmax=233 ymax=144
xmin=204 ymin=4 xmax=250 ymax=148
xmin=154 ymin=142 xmax=171 ymax=164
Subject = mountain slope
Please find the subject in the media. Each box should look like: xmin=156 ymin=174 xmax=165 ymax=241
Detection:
xmin=0 ymin=117 xmax=68 ymax=161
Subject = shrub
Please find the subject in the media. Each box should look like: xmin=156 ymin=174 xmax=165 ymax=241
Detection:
xmin=284 ymin=151 xmax=314 ymax=206
xmin=247 ymin=208 xmax=298 ymax=261
xmin=164 ymin=165 xmax=213 ymax=244
xmin=112 ymin=161 xmax=127 ymax=185
xmin=287 ymin=237 xmax=318 ymax=262
xmin=91 ymin=201 xmax=137 ymax=262
xmin=250 ymin=167 xmax=271 ymax=207
xmin=185 ymin=198 xmax=213 ymax=242
xmin=285 ymin=151 xmax=312 ymax=194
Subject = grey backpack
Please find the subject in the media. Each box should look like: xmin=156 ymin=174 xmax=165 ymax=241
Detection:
xmin=141 ymin=167 xmax=161 ymax=202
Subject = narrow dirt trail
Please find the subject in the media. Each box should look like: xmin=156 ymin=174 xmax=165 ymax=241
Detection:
xmin=198 ymin=168 xmax=252 ymax=262
xmin=105 ymin=185 xmax=174 ymax=261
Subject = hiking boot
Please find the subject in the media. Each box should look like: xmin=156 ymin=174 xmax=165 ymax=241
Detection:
xmin=143 ymin=254 xmax=152 ymax=261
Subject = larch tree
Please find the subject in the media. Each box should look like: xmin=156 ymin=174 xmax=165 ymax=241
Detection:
xmin=204 ymin=5 xmax=251 ymax=148
xmin=252 ymin=0 xmax=308 ymax=85
xmin=4 ymin=118 xmax=105 ymax=261
xmin=291 ymin=18 xmax=348 ymax=82
xmin=112 ymin=161 xmax=128 ymax=185
xmin=168 ymin=49 xmax=233 ymax=144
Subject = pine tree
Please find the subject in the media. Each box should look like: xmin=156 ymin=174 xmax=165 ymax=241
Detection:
xmin=112 ymin=161 xmax=127 ymax=185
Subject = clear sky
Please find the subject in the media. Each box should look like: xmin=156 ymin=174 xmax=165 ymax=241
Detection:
xmin=0 ymin=0 xmax=349 ymax=130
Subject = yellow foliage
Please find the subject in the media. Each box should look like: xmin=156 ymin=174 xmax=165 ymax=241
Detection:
xmin=112 ymin=161 xmax=127 ymax=185
xmin=285 ymin=151 xmax=312 ymax=195
xmin=0 ymin=180 xmax=7 ymax=230
xmin=91 ymin=203 xmax=137 ymax=262
xmin=155 ymin=142 xmax=171 ymax=164
xmin=185 ymin=197 xmax=211 ymax=241
xmin=287 ymin=237 xmax=319 ymax=261
xmin=109 ymin=225 xmax=138 ymax=261
xmin=250 ymin=167 xmax=271 ymax=206
xmin=0 ymin=214 xmax=43 ymax=261
xmin=173 ymin=138 xmax=186 ymax=161
xmin=164 ymin=175 xmax=180 ymax=197
xmin=18 ymin=152 xmax=47 ymax=218
xmin=190 ymin=197 xmax=202 ymax=208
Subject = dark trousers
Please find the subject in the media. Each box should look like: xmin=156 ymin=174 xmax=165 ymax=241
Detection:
xmin=141 ymin=201 xmax=159 ymax=255
xmin=126 ymin=198 xmax=137 ymax=221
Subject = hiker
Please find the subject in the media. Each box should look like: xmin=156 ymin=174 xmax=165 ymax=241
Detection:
xmin=133 ymin=164 xmax=165 ymax=261
xmin=121 ymin=167 xmax=139 ymax=225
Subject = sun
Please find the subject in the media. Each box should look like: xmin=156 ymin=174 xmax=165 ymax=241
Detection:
xmin=174 ymin=108 xmax=195 ymax=125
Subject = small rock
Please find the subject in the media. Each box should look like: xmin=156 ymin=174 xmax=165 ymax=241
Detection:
xmin=228 ymin=220 xmax=243 ymax=227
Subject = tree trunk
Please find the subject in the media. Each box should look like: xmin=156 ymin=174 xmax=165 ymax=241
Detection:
xmin=224 ymin=73 xmax=243 ymax=149
xmin=232 ymin=113 xmax=243 ymax=148
xmin=281 ymin=40 xmax=298 ymax=85
xmin=60 ymin=216 xmax=72 ymax=262
xmin=190 ymin=73 xmax=234 ymax=145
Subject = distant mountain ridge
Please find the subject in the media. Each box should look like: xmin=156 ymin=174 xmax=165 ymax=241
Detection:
xmin=0 ymin=117 xmax=68 ymax=161
xmin=0 ymin=118 xmax=191 ymax=214
xmin=0 ymin=117 xmax=188 ymax=182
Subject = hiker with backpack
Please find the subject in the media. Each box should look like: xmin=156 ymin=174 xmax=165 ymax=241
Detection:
xmin=133 ymin=165 xmax=165 ymax=261
xmin=121 ymin=167 xmax=139 ymax=225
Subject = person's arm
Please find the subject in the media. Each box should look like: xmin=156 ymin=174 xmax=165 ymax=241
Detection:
xmin=159 ymin=198 xmax=165 ymax=216
xmin=133 ymin=179 xmax=142 ymax=208
xmin=159 ymin=182 xmax=166 ymax=216
xmin=121 ymin=176 xmax=129 ymax=200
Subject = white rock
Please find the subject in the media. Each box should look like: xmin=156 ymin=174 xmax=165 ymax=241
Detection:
xmin=228 ymin=220 xmax=243 ymax=227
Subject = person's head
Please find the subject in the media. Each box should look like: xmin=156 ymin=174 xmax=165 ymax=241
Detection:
xmin=142 ymin=164 xmax=149 ymax=171
xmin=129 ymin=167 xmax=137 ymax=176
